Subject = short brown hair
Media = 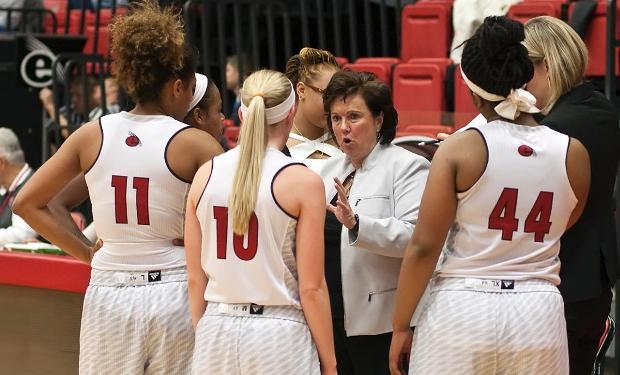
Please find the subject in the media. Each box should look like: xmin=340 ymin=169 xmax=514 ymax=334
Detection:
xmin=110 ymin=0 xmax=196 ymax=104
xmin=323 ymin=70 xmax=397 ymax=145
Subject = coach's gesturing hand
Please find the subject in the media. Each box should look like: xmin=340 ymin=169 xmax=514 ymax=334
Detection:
xmin=326 ymin=177 xmax=357 ymax=229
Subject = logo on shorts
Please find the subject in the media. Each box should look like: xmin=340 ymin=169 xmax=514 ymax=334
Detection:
xmin=249 ymin=303 xmax=264 ymax=315
xmin=501 ymin=280 xmax=515 ymax=290
xmin=125 ymin=132 xmax=142 ymax=147
xmin=148 ymin=271 xmax=161 ymax=282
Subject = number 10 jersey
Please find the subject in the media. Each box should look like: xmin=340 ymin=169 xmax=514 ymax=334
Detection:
xmin=85 ymin=112 xmax=191 ymax=271
xmin=196 ymin=147 xmax=304 ymax=307
xmin=438 ymin=120 xmax=578 ymax=285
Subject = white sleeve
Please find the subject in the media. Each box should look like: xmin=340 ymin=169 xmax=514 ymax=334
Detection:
xmin=0 ymin=212 xmax=38 ymax=246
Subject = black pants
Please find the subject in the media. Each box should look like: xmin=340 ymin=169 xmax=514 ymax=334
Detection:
xmin=332 ymin=317 xmax=392 ymax=375
xmin=564 ymin=287 xmax=612 ymax=375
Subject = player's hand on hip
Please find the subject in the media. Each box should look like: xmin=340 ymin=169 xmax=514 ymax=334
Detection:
xmin=389 ymin=328 xmax=413 ymax=375
xmin=326 ymin=177 xmax=356 ymax=229
xmin=87 ymin=239 xmax=103 ymax=263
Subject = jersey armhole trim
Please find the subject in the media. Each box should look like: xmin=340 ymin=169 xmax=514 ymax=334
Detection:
xmin=271 ymin=162 xmax=306 ymax=220
xmin=456 ymin=127 xmax=489 ymax=195
xmin=195 ymin=159 xmax=214 ymax=209
xmin=83 ymin=117 xmax=104 ymax=175
xmin=165 ymin=126 xmax=193 ymax=184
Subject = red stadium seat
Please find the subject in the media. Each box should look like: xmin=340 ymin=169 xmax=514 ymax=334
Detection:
xmin=224 ymin=126 xmax=240 ymax=148
xmin=454 ymin=66 xmax=478 ymax=128
xmin=401 ymin=2 xmax=452 ymax=61
xmin=406 ymin=57 xmax=452 ymax=76
xmin=222 ymin=119 xmax=235 ymax=128
xmin=344 ymin=63 xmax=391 ymax=84
xmin=396 ymin=124 xmax=453 ymax=138
xmin=355 ymin=57 xmax=401 ymax=71
xmin=393 ymin=63 xmax=445 ymax=125
xmin=83 ymin=25 xmax=110 ymax=55
xmin=571 ymin=1 xmax=620 ymax=76
xmin=507 ymin=1 xmax=560 ymax=23
xmin=43 ymin=0 xmax=67 ymax=33
xmin=335 ymin=57 xmax=349 ymax=67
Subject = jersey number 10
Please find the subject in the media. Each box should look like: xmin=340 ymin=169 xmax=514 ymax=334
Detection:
xmin=488 ymin=188 xmax=554 ymax=242
xmin=111 ymin=175 xmax=150 ymax=225
xmin=213 ymin=206 xmax=259 ymax=261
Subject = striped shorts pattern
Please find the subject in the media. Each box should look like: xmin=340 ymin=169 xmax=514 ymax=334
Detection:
xmin=79 ymin=267 xmax=194 ymax=375
xmin=191 ymin=302 xmax=320 ymax=375
xmin=409 ymin=278 xmax=569 ymax=375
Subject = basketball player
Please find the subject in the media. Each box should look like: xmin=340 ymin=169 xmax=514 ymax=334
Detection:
xmin=185 ymin=69 xmax=337 ymax=374
xmin=47 ymin=72 xmax=225 ymax=245
xmin=13 ymin=2 xmax=222 ymax=374
xmin=388 ymin=16 xmax=590 ymax=374
xmin=285 ymin=47 xmax=342 ymax=173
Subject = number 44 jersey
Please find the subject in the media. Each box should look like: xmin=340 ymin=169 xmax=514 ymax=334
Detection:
xmin=438 ymin=120 xmax=578 ymax=285
xmin=196 ymin=147 xmax=304 ymax=307
xmin=85 ymin=112 xmax=191 ymax=271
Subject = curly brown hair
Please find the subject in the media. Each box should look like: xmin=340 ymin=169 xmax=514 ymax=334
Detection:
xmin=110 ymin=0 xmax=196 ymax=104
xmin=285 ymin=47 xmax=340 ymax=87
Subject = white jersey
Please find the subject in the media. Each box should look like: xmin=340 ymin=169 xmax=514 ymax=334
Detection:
xmin=85 ymin=112 xmax=191 ymax=271
xmin=288 ymin=132 xmax=342 ymax=174
xmin=439 ymin=120 xmax=577 ymax=284
xmin=197 ymin=147 xmax=303 ymax=307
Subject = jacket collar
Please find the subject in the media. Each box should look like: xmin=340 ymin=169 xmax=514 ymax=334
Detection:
xmin=320 ymin=142 xmax=387 ymax=201
xmin=547 ymin=82 xmax=594 ymax=117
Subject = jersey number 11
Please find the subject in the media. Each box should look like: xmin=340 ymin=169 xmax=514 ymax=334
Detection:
xmin=111 ymin=175 xmax=150 ymax=225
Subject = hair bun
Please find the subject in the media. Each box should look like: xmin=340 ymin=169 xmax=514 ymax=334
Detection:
xmin=479 ymin=16 xmax=526 ymax=59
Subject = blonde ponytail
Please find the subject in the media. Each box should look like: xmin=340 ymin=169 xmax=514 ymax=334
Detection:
xmin=230 ymin=70 xmax=292 ymax=234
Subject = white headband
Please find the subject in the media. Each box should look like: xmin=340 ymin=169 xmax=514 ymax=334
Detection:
xmin=188 ymin=73 xmax=209 ymax=113
xmin=239 ymin=81 xmax=295 ymax=125
xmin=460 ymin=65 xmax=540 ymax=120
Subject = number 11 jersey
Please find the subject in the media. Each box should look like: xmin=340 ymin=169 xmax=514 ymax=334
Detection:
xmin=85 ymin=112 xmax=191 ymax=271
xmin=196 ymin=147 xmax=304 ymax=307
xmin=439 ymin=120 xmax=578 ymax=285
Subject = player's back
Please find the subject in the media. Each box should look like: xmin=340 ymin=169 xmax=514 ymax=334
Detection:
xmin=197 ymin=147 xmax=302 ymax=307
xmin=440 ymin=120 xmax=577 ymax=284
xmin=85 ymin=112 xmax=191 ymax=271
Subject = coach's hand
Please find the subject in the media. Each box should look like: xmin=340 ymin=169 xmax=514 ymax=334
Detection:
xmin=327 ymin=177 xmax=356 ymax=229
xmin=389 ymin=328 xmax=413 ymax=375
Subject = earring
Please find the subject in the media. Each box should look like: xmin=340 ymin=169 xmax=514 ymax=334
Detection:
xmin=300 ymin=96 xmax=305 ymax=101
xmin=547 ymin=75 xmax=551 ymax=89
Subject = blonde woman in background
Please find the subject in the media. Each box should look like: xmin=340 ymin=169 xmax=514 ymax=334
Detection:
xmin=523 ymin=16 xmax=620 ymax=374
xmin=285 ymin=47 xmax=342 ymax=174
xmin=185 ymin=69 xmax=337 ymax=374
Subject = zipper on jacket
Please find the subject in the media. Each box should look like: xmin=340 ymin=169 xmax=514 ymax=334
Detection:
xmin=355 ymin=195 xmax=389 ymax=207
xmin=368 ymin=287 xmax=397 ymax=302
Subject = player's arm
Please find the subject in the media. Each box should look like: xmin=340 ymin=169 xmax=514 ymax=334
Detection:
xmin=13 ymin=121 xmax=100 ymax=263
xmin=565 ymin=137 xmax=590 ymax=229
xmin=47 ymin=174 xmax=92 ymax=245
xmin=276 ymin=166 xmax=337 ymax=375
xmin=389 ymin=138 xmax=460 ymax=374
xmin=185 ymin=161 xmax=212 ymax=329
xmin=166 ymin=128 xmax=224 ymax=182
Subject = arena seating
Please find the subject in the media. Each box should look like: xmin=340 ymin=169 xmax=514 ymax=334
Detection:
xmin=31 ymin=0 xmax=620 ymax=139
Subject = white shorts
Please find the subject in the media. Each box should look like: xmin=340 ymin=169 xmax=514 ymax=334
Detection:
xmin=191 ymin=302 xmax=320 ymax=375
xmin=79 ymin=267 xmax=194 ymax=375
xmin=409 ymin=277 xmax=568 ymax=375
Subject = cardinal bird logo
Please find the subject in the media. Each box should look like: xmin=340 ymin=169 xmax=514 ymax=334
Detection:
xmin=125 ymin=132 xmax=141 ymax=147
xmin=518 ymin=144 xmax=534 ymax=157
